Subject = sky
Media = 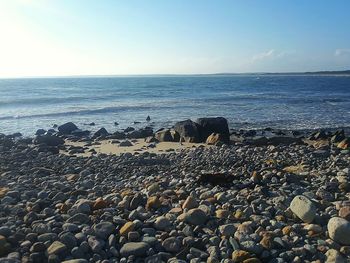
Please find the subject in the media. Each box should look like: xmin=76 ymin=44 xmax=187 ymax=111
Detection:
xmin=0 ymin=0 xmax=349 ymax=77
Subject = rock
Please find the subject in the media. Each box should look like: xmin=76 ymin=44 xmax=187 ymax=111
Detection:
xmin=179 ymin=208 xmax=208 ymax=225
xmin=219 ymin=224 xmax=235 ymax=236
xmin=93 ymin=127 xmax=109 ymax=137
xmin=162 ymin=237 xmax=181 ymax=253
xmin=0 ymin=235 xmax=11 ymax=257
xmin=338 ymin=138 xmax=350 ymax=149
xmin=72 ymin=199 xmax=91 ymax=214
xmin=182 ymin=196 xmax=198 ymax=210
xmin=290 ymin=195 xmax=316 ymax=223
xmin=58 ymin=122 xmax=78 ymax=134
xmin=154 ymin=216 xmax=171 ymax=230
xmin=232 ymin=250 xmax=250 ymax=263
xmin=339 ymin=206 xmax=350 ymax=220
xmin=195 ymin=117 xmax=229 ymax=143
xmin=94 ymin=222 xmax=115 ymax=239
xmin=35 ymin=129 xmax=46 ymax=135
xmin=92 ymin=198 xmax=108 ymax=210
xmin=87 ymin=236 xmax=104 ymax=253
xmin=47 ymin=241 xmax=67 ymax=256
xmin=66 ymin=213 xmax=90 ymax=224
xmin=62 ymin=260 xmax=88 ymax=263
xmin=146 ymin=116 xmax=151 ymax=121
xmin=120 ymin=242 xmax=149 ymax=257
xmin=155 ymin=129 xmax=174 ymax=142
xmin=325 ymin=249 xmax=346 ymax=263
xmin=328 ymin=217 xmax=350 ymax=245
xmin=146 ymin=196 xmax=161 ymax=210
xmin=120 ymin=222 xmax=135 ymax=236
xmin=174 ymin=119 xmax=201 ymax=143
xmin=206 ymin=133 xmax=227 ymax=145
xmin=119 ymin=140 xmax=133 ymax=147
xmin=34 ymin=135 xmax=64 ymax=146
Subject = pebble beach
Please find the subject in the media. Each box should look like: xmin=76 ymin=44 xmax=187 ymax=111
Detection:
xmin=1 ymin=117 xmax=350 ymax=263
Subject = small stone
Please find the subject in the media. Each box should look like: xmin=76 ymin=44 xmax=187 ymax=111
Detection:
xmin=328 ymin=217 xmax=350 ymax=245
xmin=146 ymin=196 xmax=161 ymax=210
xmin=162 ymin=237 xmax=181 ymax=253
xmin=282 ymin=226 xmax=292 ymax=235
xmin=120 ymin=222 xmax=135 ymax=236
xmin=94 ymin=222 xmax=115 ymax=240
xmin=219 ymin=224 xmax=235 ymax=237
xmin=154 ymin=216 xmax=171 ymax=230
xmin=339 ymin=206 xmax=350 ymax=220
xmin=325 ymin=249 xmax=345 ymax=263
xmin=178 ymin=208 xmax=208 ymax=226
xmin=182 ymin=196 xmax=198 ymax=210
xmin=215 ymin=209 xmax=230 ymax=219
xmin=47 ymin=241 xmax=67 ymax=255
xmin=92 ymin=198 xmax=108 ymax=210
xmin=232 ymin=250 xmax=250 ymax=262
xmin=290 ymin=195 xmax=316 ymax=223
xmin=120 ymin=242 xmax=149 ymax=257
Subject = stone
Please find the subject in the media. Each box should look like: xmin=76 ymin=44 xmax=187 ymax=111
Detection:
xmin=182 ymin=196 xmax=198 ymax=210
xmin=154 ymin=216 xmax=171 ymax=230
xmin=219 ymin=224 xmax=235 ymax=237
xmin=92 ymin=198 xmax=108 ymax=210
xmin=34 ymin=135 xmax=64 ymax=146
xmin=120 ymin=140 xmax=133 ymax=147
xmin=146 ymin=196 xmax=161 ymax=210
xmin=120 ymin=222 xmax=135 ymax=236
xmin=232 ymin=250 xmax=250 ymax=262
xmin=66 ymin=213 xmax=90 ymax=224
xmin=47 ymin=241 xmax=67 ymax=255
xmin=195 ymin=117 xmax=230 ymax=143
xmin=155 ymin=129 xmax=175 ymax=142
xmin=58 ymin=122 xmax=78 ymax=134
xmin=179 ymin=208 xmax=208 ymax=225
xmin=72 ymin=199 xmax=91 ymax=214
xmin=174 ymin=119 xmax=201 ymax=143
xmin=325 ymin=249 xmax=346 ymax=263
xmin=94 ymin=222 xmax=115 ymax=239
xmin=162 ymin=237 xmax=181 ymax=253
xmin=120 ymin=242 xmax=149 ymax=257
xmin=62 ymin=260 xmax=88 ymax=263
xmin=339 ymin=206 xmax=350 ymax=220
xmin=290 ymin=195 xmax=316 ymax=223
xmin=0 ymin=235 xmax=11 ymax=257
xmin=206 ymin=133 xmax=228 ymax=145
xmin=328 ymin=217 xmax=350 ymax=245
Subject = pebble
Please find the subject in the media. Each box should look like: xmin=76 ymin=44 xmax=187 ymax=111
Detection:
xmin=328 ymin=217 xmax=350 ymax=245
xmin=290 ymin=195 xmax=317 ymax=223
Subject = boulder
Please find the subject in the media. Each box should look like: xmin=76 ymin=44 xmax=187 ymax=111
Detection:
xmin=58 ymin=122 xmax=78 ymax=134
xmin=290 ymin=195 xmax=316 ymax=223
xmin=195 ymin=117 xmax=229 ymax=143
xmin=155 ymin=129 xmax=174 ymax=142
xmin=34 ymin=135 xmax=64 ymax=147
xmin=93 ymin=127 xmax=109 ymax=137
xmin=35 ymin=129 xmax=46 ymax=136
xmin=127 ymin=127 xmax=153 ymax=139
xmin=328 ymin=217 xmax=350 ymax=245
xmin=174 ymin=119 xmax=201 ymax=143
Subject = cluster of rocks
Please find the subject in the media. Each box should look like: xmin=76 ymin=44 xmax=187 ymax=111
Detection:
xmin=0 ymin=120 xmax=350 ymax=262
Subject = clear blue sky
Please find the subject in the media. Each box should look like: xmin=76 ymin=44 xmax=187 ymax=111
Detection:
xmin=0 ymin=0 xmax=349 ymax=77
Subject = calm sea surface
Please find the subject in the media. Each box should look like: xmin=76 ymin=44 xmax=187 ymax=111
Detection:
xmin=0 ymin=75 xmax=349 ymax=136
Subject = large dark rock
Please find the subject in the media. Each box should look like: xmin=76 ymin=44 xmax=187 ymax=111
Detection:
xmin=127 ymin=127 xmax=153 ymax=139
xmin=155 ymin=129 xmax=174 ymax=142
xmin=58 ymin=122 xmax=78 ymax=135
xmin=195 ymin=117 xmax=229 ymax=143
xmin=93 ymin=128 xmax=109 ymax=138
xmin=34 ymin=135 xmax=64 ymax=146
xmin=174 ymin=119 xmax=201 ymax=143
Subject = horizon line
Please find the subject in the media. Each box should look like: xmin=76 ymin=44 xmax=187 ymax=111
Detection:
xmin=1 ymin=69 xmax=350 ymax=79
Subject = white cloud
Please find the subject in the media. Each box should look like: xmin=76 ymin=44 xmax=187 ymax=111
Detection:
xmin=335 ymin=49 xmax=350 ymax=57
xmin=251 ymin=49 xmax=286 ymax=62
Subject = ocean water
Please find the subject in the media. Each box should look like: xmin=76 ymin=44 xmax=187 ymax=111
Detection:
xmin=0 ymin=75 xmax=350 ymax=136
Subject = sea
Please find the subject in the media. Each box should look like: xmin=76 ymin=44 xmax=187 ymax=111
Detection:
xmin=0 ymin=75 xmax=350 ymax=136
